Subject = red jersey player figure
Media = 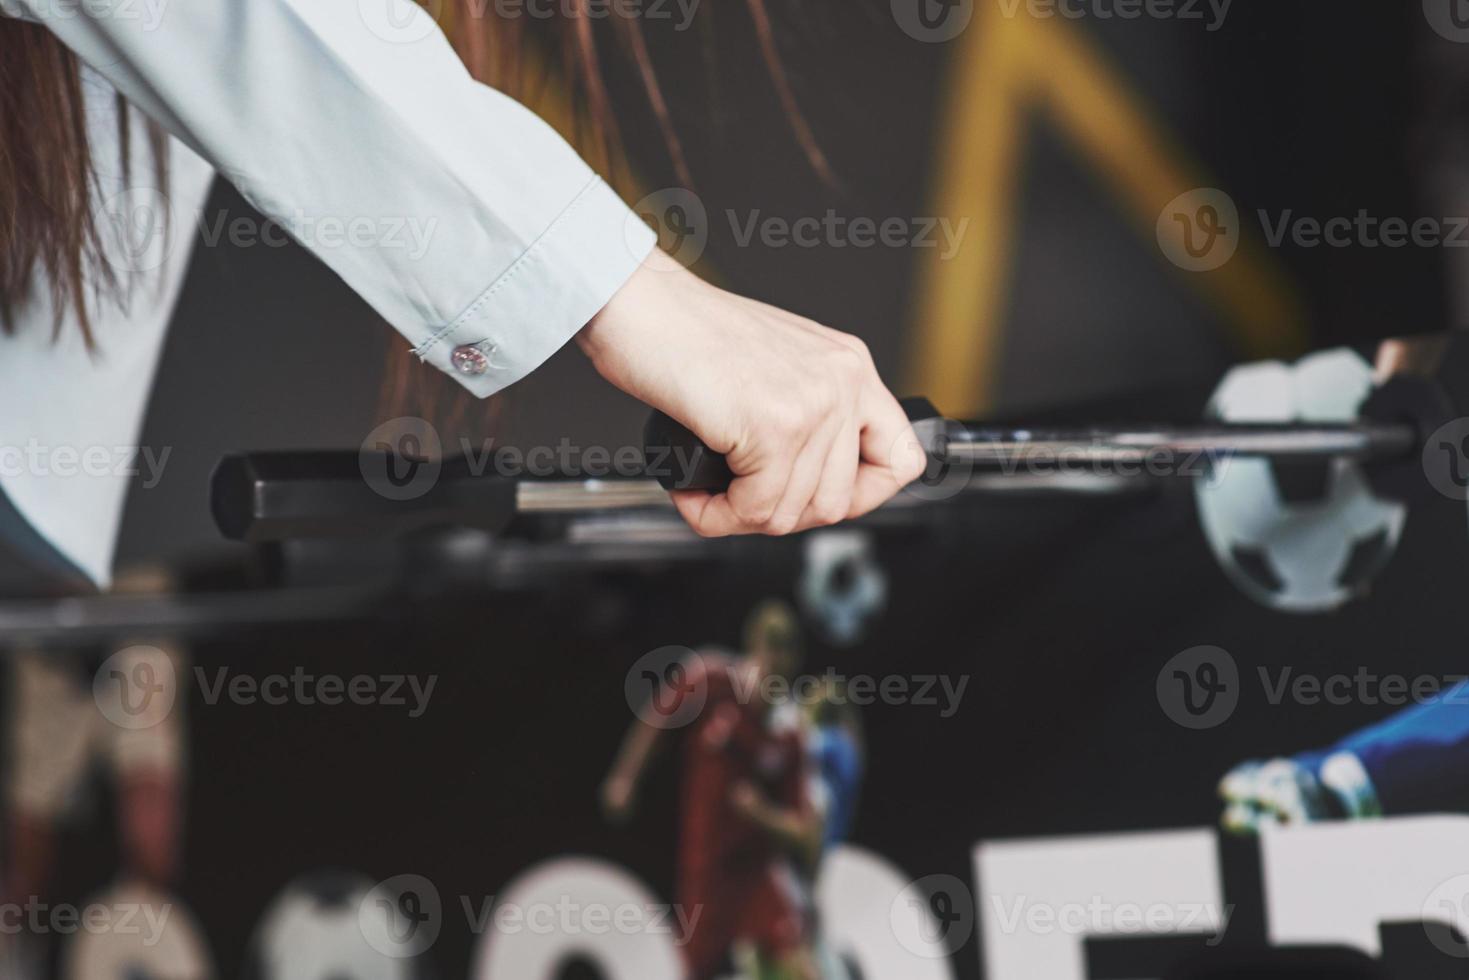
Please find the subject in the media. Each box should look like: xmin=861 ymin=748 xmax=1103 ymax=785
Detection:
xmin=603 ymin=600 xmax=819 ymax=980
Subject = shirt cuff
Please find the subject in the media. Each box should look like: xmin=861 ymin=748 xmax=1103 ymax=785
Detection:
xmin=410 ymin=176 xmax=657 ymax=398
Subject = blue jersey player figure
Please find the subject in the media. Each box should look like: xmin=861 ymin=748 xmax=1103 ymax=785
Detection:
xmin=808 ymin=680 xmax=864 ymax=854
xmin=808 ymin=678 xmax=865 ymax=979
xmin=1220 ymin=680 xmax=1469 ymax=832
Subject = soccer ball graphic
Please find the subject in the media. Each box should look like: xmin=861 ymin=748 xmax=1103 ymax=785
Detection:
xmin=244 ymin=871 xmax=433 ymax=980
xmin=1194 ymin=348 xmax=1406 ymax=613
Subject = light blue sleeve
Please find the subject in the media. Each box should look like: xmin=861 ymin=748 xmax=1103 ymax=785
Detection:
xmin=4 ymin=0 xmax=657 ymax=395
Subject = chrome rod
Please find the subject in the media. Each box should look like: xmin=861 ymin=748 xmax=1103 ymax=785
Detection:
xmin=516 ymin=479 xmax=673 ymax=513
xmin=946 ymin=422 xmax=1418 ymax=467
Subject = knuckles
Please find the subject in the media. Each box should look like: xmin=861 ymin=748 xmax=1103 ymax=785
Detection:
xmin=734 ymin=497 xmax=781 ymax=529
xmin=826 ymin=344 xmax=869 ymax=381
xmin=762 ymin=511 xmax=801 ymax=536
xmin=811 ymin=497 xmax=850 ymax=527
xmin=896 ymin=440 xmax=927 ymax=484
xmin=842 ymin=335 xmax=874 ymax=367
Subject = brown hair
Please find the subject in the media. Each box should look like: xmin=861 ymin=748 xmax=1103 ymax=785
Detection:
xmin=0 ymin=21 xmax=168 ymax=344
xmin=0 ymin=2 xmax=826 ymax=422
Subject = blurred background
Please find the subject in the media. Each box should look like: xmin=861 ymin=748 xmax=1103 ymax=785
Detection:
xmin=8 ymin=1 xmax=1469 ymax=978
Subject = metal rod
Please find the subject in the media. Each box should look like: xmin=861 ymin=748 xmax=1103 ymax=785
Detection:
xmin=514 ymin=422 xmax=1418 ymax=513
xmin=0 ymin=586 xmax=391 ymax=646
xmin=516 ymin=479 xmax=672 ymax=513
xmin=513 ymin=471 xmax=1157 ymax=516
xmin=945 ymin=422 xmax=1418 ymax=468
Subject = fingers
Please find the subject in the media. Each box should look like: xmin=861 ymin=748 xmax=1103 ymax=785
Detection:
xmin=672 ymin=370 xmax=919 ymax=536
xmin=669 ymin=489 xmax=717 ymax=532
xmin=768 ymin=419 xmax=841 ymax=535
xmin=797 ymin=418 xmax=858 ymax=530
xmin=669 ymin=439 xmax=797 ymax=537
xmin=670 ymin=488 xmax=754 ymax=538
xmin=666 ymin=321 xmax=920 ymax=537
xmin=674 ymin=421 xmax=838 ymax=537
xmin=848 ymin=385 xmax=926 ymax=519
xmin=687 ymin=468 xmax=794 ymax=538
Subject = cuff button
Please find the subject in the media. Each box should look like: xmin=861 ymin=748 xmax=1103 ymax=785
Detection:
xmin=450 ymin=343 xmax=492 ymax=377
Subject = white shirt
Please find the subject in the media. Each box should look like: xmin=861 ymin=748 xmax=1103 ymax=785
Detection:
xmin=0 ymin=0 xmax=656 ymax=586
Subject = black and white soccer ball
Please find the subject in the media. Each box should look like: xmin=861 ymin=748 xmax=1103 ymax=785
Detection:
xmin=243 ymin=871 xmax=434 ymax=980
xmin=798 ymin=531 xmax=888 ymax=646
xmin=1194 ymin=348 xmax=1406 ymax=613
xmin=61 ymin=880 xmax=214 ymax=980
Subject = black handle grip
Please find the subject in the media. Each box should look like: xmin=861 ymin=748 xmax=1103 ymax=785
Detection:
xmin=641 ymin=397 xmax=946 ymax=493
xmin=641 ymin=412 xmax=735 ymax=491
xmin=210 ymin=452 xmax=518 ymax=543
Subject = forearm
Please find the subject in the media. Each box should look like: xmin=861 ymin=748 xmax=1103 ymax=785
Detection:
xmin=15 ymin=0 xmax=652 ymax=396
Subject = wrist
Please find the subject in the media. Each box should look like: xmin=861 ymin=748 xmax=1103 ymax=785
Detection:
xmin=576 ymin=300 xmax=614 ymax=360
xmin=577 ymin=248 xmax=688 ymax=360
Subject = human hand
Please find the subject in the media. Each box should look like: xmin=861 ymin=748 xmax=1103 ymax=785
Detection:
xmin=578 ymin=250 xmax=926 ymax=537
